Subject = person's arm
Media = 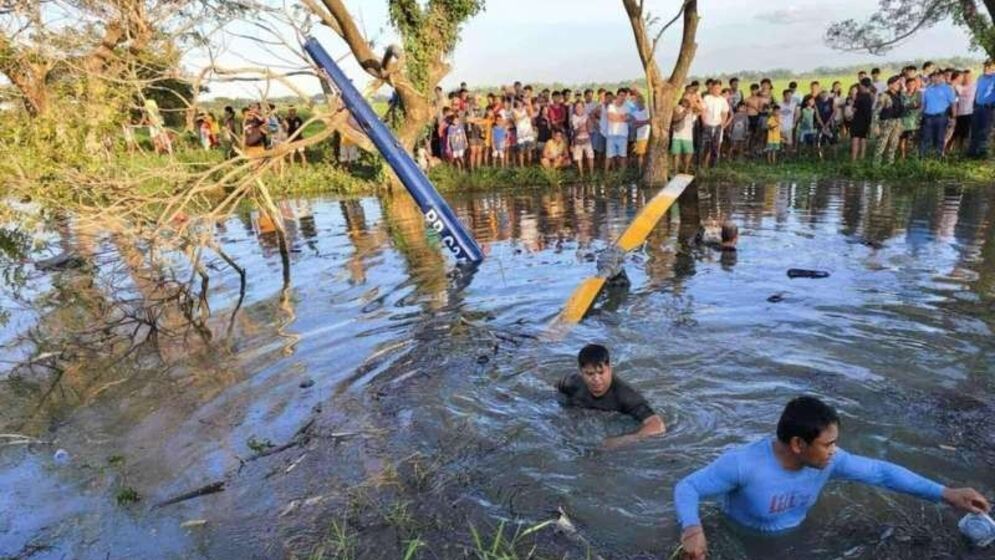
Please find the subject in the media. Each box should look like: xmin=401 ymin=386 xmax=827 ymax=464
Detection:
xmin=603 ymin=414 xmax=665 ymax=449
xmin=674 ymin=451 xmax=742 ymax=560
xmin=831 ymin=449 xmax=990 ymax=513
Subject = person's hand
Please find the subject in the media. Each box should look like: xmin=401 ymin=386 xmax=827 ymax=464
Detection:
xmin=942 ymin=487 xmax=990 ymax=514
xmin=680 ymin=525 xmax=707 ymax=560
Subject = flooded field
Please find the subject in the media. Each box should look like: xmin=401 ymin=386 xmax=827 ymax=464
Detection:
xmin=1 ymin=180 xmax=994 ymax=559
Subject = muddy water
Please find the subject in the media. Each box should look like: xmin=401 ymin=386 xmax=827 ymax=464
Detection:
xmin=1 ymin=181 xmax=994 ymax=559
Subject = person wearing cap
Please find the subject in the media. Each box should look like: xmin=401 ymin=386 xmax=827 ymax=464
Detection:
xmin=874 ymin=76 xmax=906 ymax=165
xmin=674 ymin=396 xmax=990 ymax=560
xmin=920 ymin=71 xmax=958 ymax=157
xmin=968 ymin=59 xmax=995 ymax=158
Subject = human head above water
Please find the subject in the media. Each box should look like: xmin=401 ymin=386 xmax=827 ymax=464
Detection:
xmin=776 ymin=396 xmax=841 ymax=468
xmin=577 ymin=344 xmax=612 ymax=397
xmin=777 ymin=396 xmax=839 ymax=444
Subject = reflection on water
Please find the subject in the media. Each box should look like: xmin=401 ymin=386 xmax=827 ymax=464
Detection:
xmin=1 ymin=181 xmax=994 ymax=559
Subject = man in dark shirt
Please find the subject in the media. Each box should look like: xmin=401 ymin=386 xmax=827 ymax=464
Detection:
xmin=558 ymin=344 xmax=666 ymax=448
xmin=285 ymin=107 xmax=306 ymax=164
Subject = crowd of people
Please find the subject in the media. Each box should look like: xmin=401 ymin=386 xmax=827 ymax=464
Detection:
xmin=132 ymin=99 xmax=308 ymax=168
xmin=134 ymin=59 xmax=995 ymax=178
xmin=427 ymin=59 xmax=995 ymax=175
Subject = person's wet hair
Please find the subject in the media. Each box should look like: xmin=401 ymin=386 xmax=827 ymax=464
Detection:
xmin=578 ymin=344 xmax=610 ymax=369
xmin=776 ymin=396 xmax=840 ymax=444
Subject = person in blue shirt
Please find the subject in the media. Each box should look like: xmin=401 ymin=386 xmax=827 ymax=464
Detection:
xmin=968 ymin=59 xmax=995 ymax=158
xmin=920 ymin=72 xmax=958 ymax=157
xmin=674 ymin=396 xmax=989 ymax=560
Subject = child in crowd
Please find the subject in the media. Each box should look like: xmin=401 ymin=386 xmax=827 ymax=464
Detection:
xmin=671 ymin=97 xmax=695 ymax=174
xmin=766 ymin=105 xmax=782 ymax=164
xmin=728 ymin=103 xmax=750 ymax=160
xmin=798 ymin=96 xmax=818 ymax=157
xmin=491 ymin=119 xmax=508 ymax=168
xmin=447 ymin=114 xmax=468 ymax=171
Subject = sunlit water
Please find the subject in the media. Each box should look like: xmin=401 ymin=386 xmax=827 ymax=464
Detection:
xmin=1 ymin=181 xmax=994 ymax=559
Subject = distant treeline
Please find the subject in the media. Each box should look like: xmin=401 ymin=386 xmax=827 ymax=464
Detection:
xmin=454 ymin=56 xmax=985 ymax=94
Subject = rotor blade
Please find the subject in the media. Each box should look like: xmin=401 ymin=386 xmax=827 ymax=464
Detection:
xmin=615 ymin=174 xmax=694 ymax=252
xmin=554 ymin=174 xmax=694 ymax=325
xmin=560 ymin=277 xmax=608 ymax=324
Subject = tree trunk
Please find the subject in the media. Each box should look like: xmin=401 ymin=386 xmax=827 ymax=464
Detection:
xmin=622 ymin=0 xmax=699 ymax=186
xmin=643 ymin=84 xmax=677 ymax=185
xmin=309 ymin=0 xmax=451 ymax=154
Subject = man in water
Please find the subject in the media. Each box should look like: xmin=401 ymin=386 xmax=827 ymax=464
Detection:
xmin=558 ymin=344 xmax=666 ymax=448
xmin=674 ymin=396 xmax=990 ymax=560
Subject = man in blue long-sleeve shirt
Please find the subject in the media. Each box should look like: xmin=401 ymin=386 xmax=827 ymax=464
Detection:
xmin=674 ymin=396 xmax=990 ymax=560
xmin=968 ymin=59 xmax=995 ymax=158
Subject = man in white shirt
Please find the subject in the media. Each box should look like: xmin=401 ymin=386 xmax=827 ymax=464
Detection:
xmin=779 ymin=89 xmax=798 ymax=153
xmin=952 ymin=69 xmax=976 ymax=152
xmin=701 ymin=81 xmax=731 ymax=167
xmin=630 ymin=93 xmax=652 ymax=173
xmin=605 ymin=88 xmax=631 ymax=172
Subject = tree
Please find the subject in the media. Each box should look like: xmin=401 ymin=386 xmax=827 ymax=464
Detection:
xmin=621 ymin=0 xmax=699 ymax=186
xmin=826 ymin=0 xmax=995 ymax=60
xmin=302 ymin=0 xmax=485 ymax=151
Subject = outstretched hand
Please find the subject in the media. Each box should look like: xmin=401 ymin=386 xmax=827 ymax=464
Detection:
xmin=680 ymin=526 xmax=707 ymax=560
xmin=942 ymin=487 xmax=990 ymax=514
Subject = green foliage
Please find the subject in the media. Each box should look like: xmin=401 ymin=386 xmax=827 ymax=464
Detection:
xmin=247 ymin=436 xmax=275 ymax=453
xmin=115 ymin=486 xmax=141 ymax=506
xmin=388 ymin=0 xmax=486 ymax=94
xmin=826 ymin=1 xmax=994 ymax=58
xmin=700 ymin=156 xmax=995 ymax=184
xmin=428 ymin=164 xmax=639 ymax=191
xmin=467 ymin=519 xmax=554 ymax=560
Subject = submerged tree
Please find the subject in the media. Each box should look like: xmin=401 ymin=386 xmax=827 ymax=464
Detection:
xmin=826 ymin=0 xmax=995 ymax=59
xmin=302 ymin=0 xmax=485 ymax=151
xmin=621 ymin=0 xmax=699 ymax=185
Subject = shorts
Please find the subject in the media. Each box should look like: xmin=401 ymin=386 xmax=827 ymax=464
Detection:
xmin=339 ymin=144 xmax=360 ymax=163
xmin=901 ymin=128 xmax=919 ymax=140
xmin=671 ymin=138 xmax=694 ymax=155
xmin=591 ymin=131 xmax=606 ymax=153
xmin=493 ymin=140 xmax=506 ymax=153
xmin=607 ymin=136 xmax=628 ymax=158
xmin=799 ymin=131 xmax=816 ymax=145
xmin=748 ymin=115 xmax=760 ymax=133
xmin=518 ymin=140 xmax=535 ymax=151
xmin=451 ymin=149 xmax=465 ymax=159
xmin=469 ymin=137 xmax=483 ymax=147
xmin=633 ymin=139 xmax=649 ymax=156
xmin=780 ymin=128 xmax=793 ymax=145
xmin=701 ymin=125 xmax=722 ymax=150
xmin=766 ymin=142 xmax=781 ymax=152
xmin=572 ymin=143 xmax=594 ymax=161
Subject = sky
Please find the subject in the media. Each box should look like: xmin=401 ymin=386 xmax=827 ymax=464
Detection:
xmin=195 ymin=0 xmax=978 ymax=99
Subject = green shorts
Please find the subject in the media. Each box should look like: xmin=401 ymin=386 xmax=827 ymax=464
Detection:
xmin=766 ymin=142 xmax=781 ymax=152
xmin=671 ymin=138 xmax=694 ymax=155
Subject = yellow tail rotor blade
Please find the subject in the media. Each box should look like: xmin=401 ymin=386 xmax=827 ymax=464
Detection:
xmin=615 ymin=174 xmax=694 ymax=252
xmin=560 ymin=277 xmax=608 ymax=324
xmin=553 ymin=174 xmax=695 ymax=326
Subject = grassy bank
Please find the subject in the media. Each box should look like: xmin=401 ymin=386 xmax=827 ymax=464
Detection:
xmin=698 ymin=156 xmax=995 ymax=184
